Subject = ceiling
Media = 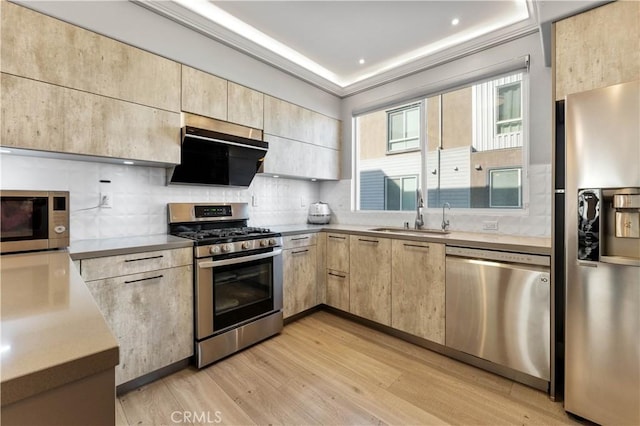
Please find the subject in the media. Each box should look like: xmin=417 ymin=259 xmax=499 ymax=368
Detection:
xmin=136 ymin=0 xmax=600 ymax=97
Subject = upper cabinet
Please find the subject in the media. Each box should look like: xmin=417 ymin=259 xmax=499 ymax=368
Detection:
xmin=181 ymin=65 xmax=228 ymax=121
xmin=262 ymin=95 xmax=341 ymax=180
xmin=0 ymin=1 xmax=181 ymax=112
xmin=554 ymin=1 xmax=640 ymax=100
xmin=228 ymin=82 xmax=264 ymax=129
xmin=0 ymin=1 xmax=181 ymax=164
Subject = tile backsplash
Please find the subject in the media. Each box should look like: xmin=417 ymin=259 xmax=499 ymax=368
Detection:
xmin=0 ymin=155 xmax=320 ymax=241
xmin=0 ymin=154 xmax=552 ymax=240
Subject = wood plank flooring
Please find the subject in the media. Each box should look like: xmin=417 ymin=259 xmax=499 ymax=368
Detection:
xmin=116 ymin=311 xmax=580 ymax=425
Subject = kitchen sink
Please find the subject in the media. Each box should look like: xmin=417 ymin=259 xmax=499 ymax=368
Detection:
xmin=369 ymin=227 xmax=450 ymax=235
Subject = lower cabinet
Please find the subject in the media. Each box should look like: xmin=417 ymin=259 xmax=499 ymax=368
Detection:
xmin=349 ymin=236 xmax=392 ymax=326
xmin=283 ymin=243 xmax=318 ymax=318
xmin=391 ymin=240 xmax=446 ymax=344
xmin=81 ymin=248 xmax=193 ymax=386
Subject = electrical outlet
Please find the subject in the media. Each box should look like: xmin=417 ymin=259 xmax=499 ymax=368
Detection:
xmin=483 ymin=220 xmax=498 ymax=230
xmin=300 ymin=197 xmax=307 ymax=208
xmin=100 ymin=192 xmax=113 ymax=208
xmin=252 ymin=194 xmax=259 ymax=207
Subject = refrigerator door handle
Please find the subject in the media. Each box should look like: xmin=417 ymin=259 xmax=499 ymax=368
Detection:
xmin=577 ymin=261 xmax=598 ymax=268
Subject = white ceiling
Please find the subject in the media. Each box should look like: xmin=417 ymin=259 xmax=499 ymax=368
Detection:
xmin=137 ymin=0 xmax=602 ymax=97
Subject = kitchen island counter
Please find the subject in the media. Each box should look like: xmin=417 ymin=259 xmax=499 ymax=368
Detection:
xmin=0 ymin=250 xmax=119 ymax=408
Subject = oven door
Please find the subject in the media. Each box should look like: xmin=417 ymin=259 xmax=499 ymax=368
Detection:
xmin=195 ymin=249 xmax=283 ymax=340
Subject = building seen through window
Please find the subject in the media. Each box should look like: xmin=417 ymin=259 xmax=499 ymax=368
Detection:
xmin=355 ymin=71 xmax=525 ymax=211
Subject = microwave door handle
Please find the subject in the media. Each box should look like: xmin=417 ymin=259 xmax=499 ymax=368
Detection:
xmin=198 ymin=249 xmax=282 ymax=269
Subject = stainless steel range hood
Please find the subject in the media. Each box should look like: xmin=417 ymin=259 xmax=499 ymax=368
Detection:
xmin=167 ymin=114 xmax=267 ymax=187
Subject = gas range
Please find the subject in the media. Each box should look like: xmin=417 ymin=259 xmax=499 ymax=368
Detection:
xmin=168 ymin=202 xmax=284 ymax=368
xmin=168 ymin=203 xmax=283 ymax=258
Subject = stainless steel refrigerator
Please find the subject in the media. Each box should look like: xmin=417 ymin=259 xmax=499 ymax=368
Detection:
xmin=564 ymin=80 xmax=639 ymax=425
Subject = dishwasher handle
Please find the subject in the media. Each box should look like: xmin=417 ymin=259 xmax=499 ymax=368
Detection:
xmin=445 ymin=246 xmax=550 ymax=267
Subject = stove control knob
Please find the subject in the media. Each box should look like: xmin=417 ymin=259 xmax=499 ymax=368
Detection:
xmin=221 ymin=244 xmax=232 ymax=253
xmin=209 ymin=246 xmax=220 ymax=255
xmin=260 ymin=239 xmax=269 ymax=247
xmin=269 ymin=238 xmax=277 ymax=246
xmin=241 ymin=241 xmax=251 ymax=249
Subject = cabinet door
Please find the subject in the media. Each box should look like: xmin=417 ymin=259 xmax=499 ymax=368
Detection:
xmin=326 ymin=270 xmax=349 ymax=311
xmin=554 ymin=1 xmax=640 ymax=100
xmin=86 ymin=265 xmax=193 ymax=385
xmin=263 ymin=134 xmax=339 ymax=180
xmin=326 ymin=233 xmax=349 ymax=272
xmin=181 ymin=65 xmax=228 ymax=121
xmin=283 ymin=245 xmax=317 ymax=318
xmin=391 ymin=240 xmax=445 ymax=344
xmin=228 ymin=82 xmax=264 ymax=129
xmin=349 ymin=236 xmax=391 ymax=325
xmin=1 ymin=73 xmax=181 ymax=164
xmin=1 ymin=1 xmax=181 ymax=112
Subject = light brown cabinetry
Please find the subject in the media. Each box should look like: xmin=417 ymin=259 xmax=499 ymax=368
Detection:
xmin=1 ymin=74 xmax=180 ymax=163
xmin=554 ymin=1 xmax=640 ymax=100
xmin=283 ymin=234 xmax=318 ymax=318
xmin=263 ymin=95 xmax=341 ymax=180
xmin=80 ymin=248 xmax=193 ymax=386
xmin=228 ymin=82 xmax=264 ymax=129
xmin=391 ymin=240 xmax=445 ymax=344
xmin=0 ymin=1 xmax=181 ymax=164
xmin=349 ymin=235 xmax=391 ymax=325
xmin=325 ymin=233 xmax=350 ymax=311
xmin=181 ymin=65 xmax=228 ymax=121
xmin=0 ymin=1 xmax=181 ymax=112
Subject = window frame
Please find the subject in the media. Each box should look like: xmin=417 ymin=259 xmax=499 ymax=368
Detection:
xmin=495 ymin=81 xmax=523 ymax=136
xmin=386 ymin=104 xmax=421 ymax=154
xmin=488 ymin=167 xmax=522 ymax=208
xmin=384 ymin=175 xmax=418 ymax=211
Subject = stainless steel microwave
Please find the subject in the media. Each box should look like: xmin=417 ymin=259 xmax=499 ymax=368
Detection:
xmin=0 ymin=190 xmax=70 ymax=254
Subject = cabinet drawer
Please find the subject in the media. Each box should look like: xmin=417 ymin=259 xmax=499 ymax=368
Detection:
xmin=326 ymin=269 xmax=349 ymax=311
xmin=283 ymin=233 xmax=317 ymax=249
xmin=326 ymin=233 xmax=349 ymax=272
xmin=80 ymin=247 xmax=192 ymax=281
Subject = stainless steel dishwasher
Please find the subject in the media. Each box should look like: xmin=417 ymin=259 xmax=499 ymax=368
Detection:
xmin=445 ymin=246 xmax=550 ymax=381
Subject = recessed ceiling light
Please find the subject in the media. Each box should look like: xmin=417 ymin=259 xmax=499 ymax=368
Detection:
xmin=451 ymin=18 xmax=460 ymax=26
xmin=358 ymin=59 xmax=365 ymax=65
xmin=123 ymin=160 xmax=135 ymax=165
xmin=273 ymin=175 xmax=280 ymax=179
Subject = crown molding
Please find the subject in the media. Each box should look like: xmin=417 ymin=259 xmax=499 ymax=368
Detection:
xmin=134 ymin=0 xmax=541 ymax=98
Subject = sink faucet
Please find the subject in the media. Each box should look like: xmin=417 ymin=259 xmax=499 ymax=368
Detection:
xmin=441 ymin=202 xmax=451 ymax=231
xmin=415 ymin=189 xmax=424 ymax=229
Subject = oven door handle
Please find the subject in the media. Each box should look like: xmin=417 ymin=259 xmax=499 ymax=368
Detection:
xmin=198 ymin=249 xmax=283 ymax=269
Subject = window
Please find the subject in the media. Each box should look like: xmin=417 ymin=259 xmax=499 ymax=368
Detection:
xmin=385 ymin=176 xmax=417 ymax=211
xmin=489 ymin=168 xmax=522 ymax=208
xmin=387 ymin=104 xmax=420 ymax=152
xmin=354 ymin=69 xmax=527 ymax=212
xmin=496 ymin=82 xmax=522 ymax=135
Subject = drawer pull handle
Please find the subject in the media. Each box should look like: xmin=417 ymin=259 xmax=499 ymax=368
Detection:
xmin=328 ymin=272 xmax=346 ymax=278
xmin=358 ymin=238 xmax=379 ymax=244
xmin=125 ymin=255 xmax=164 ymax=263
xmin=291 ymin=236 xmax=310 ymax=241
xmin=292 ymin=249 xmax=309 ymax=255
xmin=124 ymin=274 xmax=164 ymax=284
xmin=404 ymin=243 xmax=429 ymax=250
xmin=328 ymin=235 xmax=346 ymax=240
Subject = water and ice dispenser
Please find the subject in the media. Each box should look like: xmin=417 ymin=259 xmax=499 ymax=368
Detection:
xmin=578 ymin=188 xmax=640 ymax=263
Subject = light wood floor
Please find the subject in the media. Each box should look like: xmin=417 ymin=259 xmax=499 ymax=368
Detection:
xmin=116 ymin=311 xmax=580 ymax=425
